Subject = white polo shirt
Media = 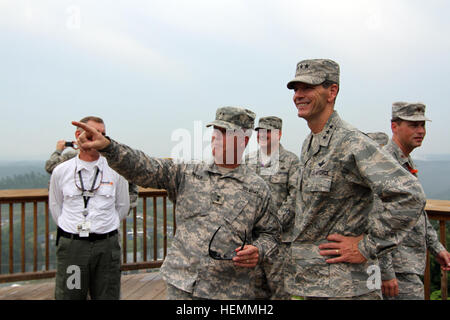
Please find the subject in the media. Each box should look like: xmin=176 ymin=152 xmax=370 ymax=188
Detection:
xmin=49 ymin=155 xmax=130 ymax=234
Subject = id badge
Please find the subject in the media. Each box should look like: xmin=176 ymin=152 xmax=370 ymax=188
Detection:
xmin=77 ymin=221 xmax=91 ymax=237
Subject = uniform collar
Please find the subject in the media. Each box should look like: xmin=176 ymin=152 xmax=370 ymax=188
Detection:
xmin=305 ymin=110 xmax=340 ymax=157
xmin=385 ymin=139 xmax=415 ymax=170
xmin=258 ymin=144 xmax=283 ymax=167
xmin=206 ymin=162 xmax=247 ymax=183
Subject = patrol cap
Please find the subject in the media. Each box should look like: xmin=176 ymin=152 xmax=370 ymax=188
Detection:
xmin=287 ymin=59 xmax=340 ymax=89
xmin=206 ymin=106 xmax=256 ymax=130
xmin=367 ymin=132 xmax=389 ymax=146
xmin=392 ymin=102 xmax=431 ymax=122
xmin=255 ymin=116 xmax=282 ymax=131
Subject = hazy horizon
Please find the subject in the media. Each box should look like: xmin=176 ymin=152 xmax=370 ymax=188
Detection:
xmin=1 ymin=1 xmax=450 ymax=161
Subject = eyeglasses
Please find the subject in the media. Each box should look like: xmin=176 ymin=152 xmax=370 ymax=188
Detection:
xmin=208 ymin=226 xmax=247 ymax=260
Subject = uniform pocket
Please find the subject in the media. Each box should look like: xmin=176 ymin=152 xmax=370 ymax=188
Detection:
xmin=303 ymin=175 xmax=332 ymax=192
xmin=291 ymin=243 xmax=330 ymax=287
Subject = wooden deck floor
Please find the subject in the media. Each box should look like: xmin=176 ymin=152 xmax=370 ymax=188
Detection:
xmin=0 ymin=271 xmax=167 ymax=300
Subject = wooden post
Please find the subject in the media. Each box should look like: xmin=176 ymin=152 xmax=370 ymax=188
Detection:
xmin=440 ymin=221 xmax=448 ymax=300
xmin=122 ymin=218 xmax=127 ymax=264
xmin=9 ymin=204 xmax=13 ymax=274
xmin=153 ymin=197 xmax=157 ymax=261
xmin=21 ymin=203 xmax=25 ymax=273
xmin=424 ymin=251 xmax=431 ymax=300
xmin=163 ymin=196 xmax=167 ymax=258
xmin=133 ymin=207 xmax=137 ymax=263
xmin=143 ymin=197 xmax=147 ymax=262
xmin=45 ymin=201 xmax=49 ymax=270
xmin=33 ymin=201 xmax=37 ymax=272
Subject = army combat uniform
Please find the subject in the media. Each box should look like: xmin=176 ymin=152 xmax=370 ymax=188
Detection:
xmin=246 ymin=116 xmax=299 ymax=299
xmin=285 ymin=59 xmax=426 ymax=299
xmin=97 ymin=107 xmax=280 ymax=300
xmin=380 ymin=102 xmax=445 ymax=300
xmin=45 ymin=149 xmax=79 ymax=174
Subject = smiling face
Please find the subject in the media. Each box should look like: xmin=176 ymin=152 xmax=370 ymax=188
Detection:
xmin=392 ymin=120 xmax=426 ymax=155
xmin=291 ymin=82 xmax=338 ymax=133
xmin=292 ymin=82 xmax=329 ymax=120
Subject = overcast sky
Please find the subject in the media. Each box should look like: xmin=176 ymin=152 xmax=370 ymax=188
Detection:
xmin=1 ymin=0 xmax=449 ymax=161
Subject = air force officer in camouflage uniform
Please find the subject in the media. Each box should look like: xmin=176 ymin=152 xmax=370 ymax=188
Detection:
xmin=380 ymin=102 xmax=450 ymax=299
xmin=72 ymin=107 xmax=280 ymax=300
xmin=285 ymin=59 xmax=427 ymax=299
xmin=246 ymin=116 xmax=299 ymax=299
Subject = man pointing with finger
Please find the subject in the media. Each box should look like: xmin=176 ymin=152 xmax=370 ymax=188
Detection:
xmin=72 ymin=107 xmax=280 ymax=300
xmin=285 ymin=59 xmax=426 ymax=299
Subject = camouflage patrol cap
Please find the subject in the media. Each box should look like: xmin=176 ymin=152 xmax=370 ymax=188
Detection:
xmin=367 ymin=132 xmax=389 ymax=146
xmin=392 ymin=102 xmax=431 ymax=122
xmin=255 ymin=116 xmax=282 ymax=131
xmin=206 ymin=106 xmax=256 ymax=130
xmin=287 ymin=59 xmax=340 ymax=89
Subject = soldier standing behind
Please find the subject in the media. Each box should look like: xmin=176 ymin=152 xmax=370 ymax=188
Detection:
xmin=285 ymin=59 xmax=426 ymax=299
xmin=246 ymin=116 xmax=299 ymax=299
xmin=45 ymin=140 xmax=79 ymax=174
xmin=71 ymin=107 xmax=280 ymax=300
xmin=380 ymin=102 xmax=450 ymax=300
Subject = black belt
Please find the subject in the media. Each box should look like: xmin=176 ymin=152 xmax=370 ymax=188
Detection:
xmin=57 ymin=227 xmax=118 ymax=243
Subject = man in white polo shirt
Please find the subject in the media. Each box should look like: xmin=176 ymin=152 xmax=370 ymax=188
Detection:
xmin=49 ymin=116 xmax=129 ymax=300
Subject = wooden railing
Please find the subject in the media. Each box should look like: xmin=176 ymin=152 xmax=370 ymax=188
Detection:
xmin=0 ymin=189 xmax=448 ymax=299
xmin=0 ymin=187 xmax=175 ymax=283
xmin=424 ymin=199 xmax=449 ymax=300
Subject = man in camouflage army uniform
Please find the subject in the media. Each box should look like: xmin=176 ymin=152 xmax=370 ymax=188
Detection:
xmin=45 ymin=140 xmax=79 ymax=174
xmin=285 ymin=59 xmax=426 ymax=299
xmin=72 ymin=107 xmax=280 ymax=300
xmin=45 ymin=137 xmax=139 ymax=211
xmin=245 ymin=116 xmax=299 ymax=299
xmin=380 ymin=102 xmax=450 ymax=300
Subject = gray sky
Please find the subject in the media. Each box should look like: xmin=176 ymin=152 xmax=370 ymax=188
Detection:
xmin=1 ymin=0 xmax=449 ymax=161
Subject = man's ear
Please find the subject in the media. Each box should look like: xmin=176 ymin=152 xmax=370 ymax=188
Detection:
xmin=327 ymin=84 xmax=339 ymax=103
xmin=391 ymin=121 xmax=397 ymax=134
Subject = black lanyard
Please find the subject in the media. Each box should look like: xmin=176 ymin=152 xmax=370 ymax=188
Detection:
xmin=78 ymin=167 xmax=101 ymax=215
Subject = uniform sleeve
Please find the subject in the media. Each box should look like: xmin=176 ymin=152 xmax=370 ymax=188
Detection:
xmin=48 ymin=168 xmax=63 ymax=225
xmin=45 ymin=151 xmax=77 ymax=174
xmin=378 ymin=252 xmax=396 ymax=281
xmin=99 ymin=139 xmax=183 ymax=203
xmin=277 ymin=155 xmax=299 ymax=231
xmin=346 ymin=135 xmax=426 ymax=260
xmin=115 ymin=175 xmax=130 ymax=221
xmin=252 ymin=192 xmax=281 ymax=264
xmin=128 ymin=183 xmax=139 ymax=209
xmin=424 ymin=212 xmax=446 ymax=256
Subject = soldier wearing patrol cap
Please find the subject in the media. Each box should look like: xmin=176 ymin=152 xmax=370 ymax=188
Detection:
xmin=380 ymin=102 xmax=450 ymax=300
xmin=285 ymin=59 xmax=426 ymax=299
xmin=245 ymin=116 xmax=299 ymax=299
xmin=71 ymin=106 xmax=280 ymax=300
